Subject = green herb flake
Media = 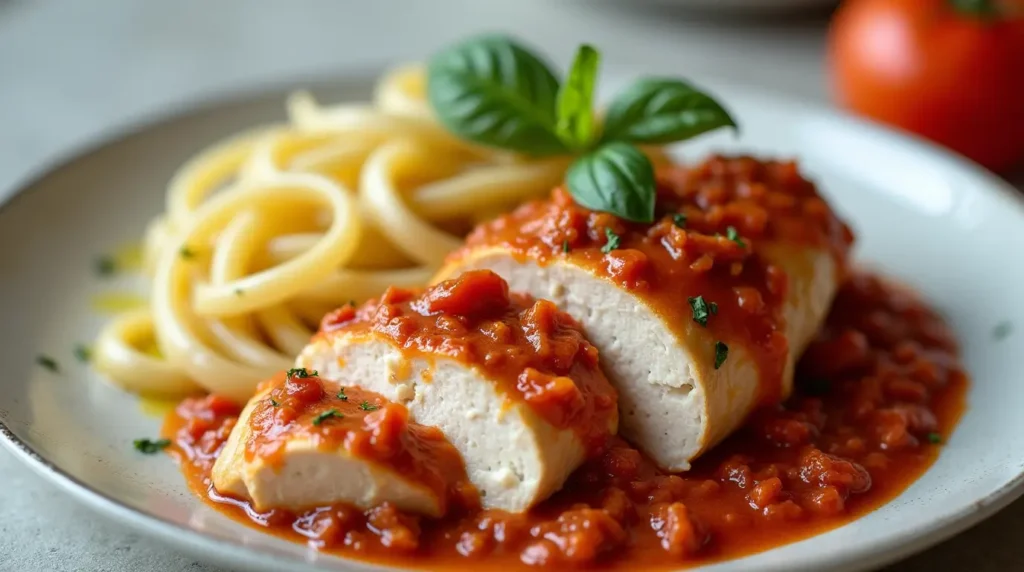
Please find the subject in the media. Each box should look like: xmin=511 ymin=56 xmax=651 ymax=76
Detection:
xmin=179 ymin=246 xmax=196 ymax=260
xmin=562 ymin=240 xmax=571 ymax=253
xmin=94 ymin=256 xmax=117 ymax=277
xmin=337 ymin=388 xmax=348 ymax=401
xmin=359 ymin=401 xmax=379 ymax=412
xmin=73 ymin=345 xmax=92 ymax=363
xmin=688 ymin=295 xmax=715 ymax=327
xmin=926 ymin=432 xmax=943 ymax=445
xmin=286 ymin=368 xmax=317 ymax=378
xmin=601 ymin=228 xmax=621 ymax=254
xmin=672 ymin=213 xmax=687 ymax=228
xmin=270 ymin=397 xmax=280 ymax=407
xmin=312 ymin=409 xmax=343 ymax=426
xmin=234 ymin=288 xmax=244 ymax=297
xmin=993 ymin=321 xmax=1012 ymax=341
xmin=36 ymin=355 xmax=59 ymax=373
xmin=709 ymin=302 xmax=719 ymax=315
xmin=803 ymin=378 xmax=831 ymax=397
xmin=726 ymin=226 xmax=746 ymax=248
xmin=949 ymin=0 xmax=1000 ymax=19
xmin=348 ymin=300 xmax=357 ymax=307
xmin=133 ymin=438 xmax=171 ymax=454
xmin=713 ymin=341 xmax=729 ymax=370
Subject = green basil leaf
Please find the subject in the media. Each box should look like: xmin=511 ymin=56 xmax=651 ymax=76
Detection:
xmin=427 ymin=34 xmax=567 ymax=155
xmin=601 ymin=78 xmax=738 ymax=145
xmin=566 ymin=142 xmax=656 ymax=223
xmin=555 ymin=44 xmax=600 ymax=150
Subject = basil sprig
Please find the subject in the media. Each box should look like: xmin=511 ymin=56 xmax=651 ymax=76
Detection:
xmin=427 ymin=35 xmax=737 ymax=223
xmin=555 ymin=44 xmax=600 ymax=150
xmin=427 ymin=34 xmax=565 ymax=155
xmin=601 ymin=78 xmax=738 ymax=145
xmin=567 ymin=142 xmax=655 ymax=223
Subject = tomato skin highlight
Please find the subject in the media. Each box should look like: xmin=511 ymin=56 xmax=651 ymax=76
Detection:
xmin=828 ymin=0 xmax=1024 ymax=172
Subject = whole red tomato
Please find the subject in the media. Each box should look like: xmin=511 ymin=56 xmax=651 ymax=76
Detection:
xmin=829 ymin=0 xmax=1024 ymax=172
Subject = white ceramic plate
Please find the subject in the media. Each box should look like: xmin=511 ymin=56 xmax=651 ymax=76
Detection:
xmin=1 ymin=72 xmax=1023 ymax=572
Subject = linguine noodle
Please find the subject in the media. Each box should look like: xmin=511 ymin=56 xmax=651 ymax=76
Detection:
xmin=93 ymin=65 xmax=665 ymax=402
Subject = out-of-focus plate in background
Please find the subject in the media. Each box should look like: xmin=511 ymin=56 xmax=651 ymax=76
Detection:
xmin=604 ymin=0 xmax=838 ymax=14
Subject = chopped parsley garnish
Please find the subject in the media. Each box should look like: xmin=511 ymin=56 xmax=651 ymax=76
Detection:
xmin=286 ymin=367 xmax=317 ymax=378
xmin=672 ymin=213 xmax=687 ymax=228
xmin=713 ymin=341 xmax=729 ymax=370
xmin=234 ymin=288 xmax=244 ymax=297
xmin=926 ymin=432 xmax=943 ymax=445
xmin=94 ymin=256 xmax=117 ymax=277
xmin=993 ymin=321 xmax=1012 ymax=341
xmin=133 ymin=438 xmax=171 ymax=454
xmin=601 ymin=228 xmax=621 ymax=254
xmin=359 ymin=401 xmax=379 ymax=411
xmin=688 ymin=295 xmax=717 ymax=327
xmin=270 ymin=397 xmax=280 ymax=407
xmin=73 ymin=345 xmax=92 ymax=363
xmin=337 ymin=388 xmax=348 ymax=401
xmin=179 ymin=246 xmax=196 ymax=259
xmin=348 ymin=300 xmax=357 ymax=307
xmin=312 ymin=409 xmax=343 ymax=426
xmin=562 ymin=240 xmax=571 ymax=253
xmin=726 ymin=226 xmax=746 ymax=248
xmin=803 ymin=378 xmax=831 ymax=397
xmin=36 ymin=355 xmax=59 ymax=373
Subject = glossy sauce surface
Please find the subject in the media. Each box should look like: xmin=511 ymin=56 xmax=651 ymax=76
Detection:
xmin=241 ymin=370 xmax=475 ymax=514
xmin=166 ymin=271 xmax=966 ymax=569
xmin=317 ymin=269 xmax=618 ymax=452
xmin=456 ymin=157 xmax=854 ymax=403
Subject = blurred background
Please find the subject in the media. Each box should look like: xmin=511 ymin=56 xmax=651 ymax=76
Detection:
xmin=1 ymin=0 xmax=1019 ymax=197
xmin=0 ymin=0 xmax=1020 ymax=570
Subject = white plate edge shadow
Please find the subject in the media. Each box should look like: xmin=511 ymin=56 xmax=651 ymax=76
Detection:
xmin=1 ymin=68 xmax=1023 ymax=572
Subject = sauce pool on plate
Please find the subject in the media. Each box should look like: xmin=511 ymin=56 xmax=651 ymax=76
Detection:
xmin=163 ymin=270 xmax=966 ymax=569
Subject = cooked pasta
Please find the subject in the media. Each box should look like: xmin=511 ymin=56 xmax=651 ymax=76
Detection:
xmin=93 ymin=66 xmax=578 ymax=401
xmin=93 ymin=65 xmax=672 ymax=401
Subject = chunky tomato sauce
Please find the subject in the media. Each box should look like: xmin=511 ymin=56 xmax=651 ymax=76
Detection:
xmin=456 ymin=157 xmax=854 ymax=404
xmin=165 ymin=271 xmax=966 ymax=569
xmin=317 ymin=269 xmax=618 ymax=453
xmin=244 ymin=370 xmax=475 ymax=514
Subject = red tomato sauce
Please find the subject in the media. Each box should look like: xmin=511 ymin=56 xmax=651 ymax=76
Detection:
xmin=241 ymin=370 xmax=476 ymax=515
xmin=317 ymin=269 xmax=618 ymax=453
xmin=164 ymin=270 xmax=966 ymax=569
xmin=456 ymin=157 xmax=854 ymax=405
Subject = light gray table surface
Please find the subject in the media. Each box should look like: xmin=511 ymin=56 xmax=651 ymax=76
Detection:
xmin=1 ymin=1 xmax=1021 ymax=571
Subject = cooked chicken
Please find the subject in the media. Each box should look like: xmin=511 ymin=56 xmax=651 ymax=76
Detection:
xmin=297 ymin=270 xmax=618 ymax=512
xmin=435 ymin=158 xmax=853 ymax=471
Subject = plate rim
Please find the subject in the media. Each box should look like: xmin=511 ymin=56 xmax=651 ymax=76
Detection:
xmin=2 ymin=69 xmax=1023 ymax=572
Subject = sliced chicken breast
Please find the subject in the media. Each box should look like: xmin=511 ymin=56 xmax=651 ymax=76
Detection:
xmin=436 ymin=157 xmax=854 ymax=471
xmin=212 ymin=371 xmax=473 ymax=517
xmin=296 ymin=270 xmax=618 ymax=512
